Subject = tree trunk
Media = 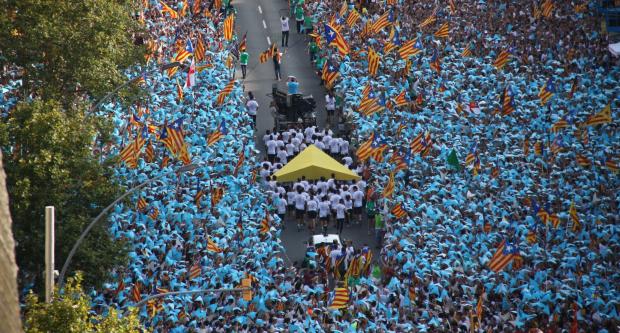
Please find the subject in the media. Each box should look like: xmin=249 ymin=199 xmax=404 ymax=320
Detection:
xmin=0 ymin=151 xmax=23 ymax=332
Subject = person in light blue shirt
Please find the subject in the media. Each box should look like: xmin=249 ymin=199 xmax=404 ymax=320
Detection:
xmin=287 ymin=76 xmax=299 ymax=94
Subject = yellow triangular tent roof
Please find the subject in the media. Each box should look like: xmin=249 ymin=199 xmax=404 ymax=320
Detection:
xmin=274 ymin=145 xmax=360 ymax=182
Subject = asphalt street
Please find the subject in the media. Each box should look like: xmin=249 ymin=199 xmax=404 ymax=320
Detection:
xmin=234 ymin=0 xmax=376 ymax=265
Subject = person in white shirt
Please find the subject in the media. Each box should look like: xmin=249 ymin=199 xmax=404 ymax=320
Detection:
xmin=318 ymin=197 xmax=331 ymax=234
xmin=329 ymin=137 xmax=340 ymax=156
xmin=276 ymin=146 xmax=288 ymax=164
xmin=306 ymin=195 xmax=318 ymax=232
xmin=334 ymin=199 xmax=346 ymax=234
xmin=285 ymin=140 xmax=295 ymax=157
xmin=314 ymin=140 xmax=325 ymax=151
xmin=352 ymin=186 xmax=365 ymax=222
xmin=339 ymin=139 xmax=349 ymax=156
xmin=262 ymin=130 xmax=272 ymax=145
xmin=280 ymin=16 xmax=290 ymax=47
xmin=325 ymin=91 xmax=336 ymax=123
xmin=276 ymin=194 xmax=287 ymax=224
xmin=245 ymin=91 xmax=259 ymax=128
xmin=329 ymin=190 xmax=341 ymax=216
xmin=291 ymin=136 xmax=301 ymax=153
xmin=343 ymin=193 xmax=353 ymax=226
xmin=342 ymin=156 xmax=353 ymax=166
xmin=286 ymin=188 xmax=296 ymax=214
xmin=294 ymin=187 xmax=306 ymax=230
xmin=266 ymin=136 xmax=277 ymax=162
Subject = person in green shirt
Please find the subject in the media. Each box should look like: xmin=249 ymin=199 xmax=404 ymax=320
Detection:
xmin=308 ymin=40 xmax=318 ymax=62
xmin=239 ymin=49 xmax=249 ymax=79
xmin=366 ymin=197 xmax=376 ymax=235
xmin=303 ymin=15 xmax=312 ymax=34
xmin=295 ymin=5 xmax=304 ymax=33
xmin=374 ymin=212 xmax=384 ymax=249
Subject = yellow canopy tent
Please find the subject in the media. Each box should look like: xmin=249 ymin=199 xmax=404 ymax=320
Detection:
xmin=274 ymin=145 xmax=360 ymax=182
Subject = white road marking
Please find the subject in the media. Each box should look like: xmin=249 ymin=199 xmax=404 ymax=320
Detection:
xmin=267 ymin=36 xmax=271 ymax=45
xmin=262 ymin=20 xmax=267 ymax=29
xmin=258 ymin=5 xmax=262 ymax=14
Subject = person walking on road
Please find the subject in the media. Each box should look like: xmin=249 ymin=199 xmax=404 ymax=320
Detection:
xmin=239 ymin=48 xmax=249 ymax=79
xmin=281 ymin=16 xmax=290 ymax=47
xmin=272 ymin=46 xmax=282 ymax=80
xmin=294 ymin=4 xmax=304 ymax=33
xmin=325 ymin=90 xmax=336 ymax=124
xmin=245 ymin=91 xmax=258 ymax=128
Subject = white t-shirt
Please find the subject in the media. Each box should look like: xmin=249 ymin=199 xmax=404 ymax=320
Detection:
xmin=285 ymin=142 xmax=295 ymax=156
xmin=325 ymin=95 xmax=336 ymax=110
xmin=307 ymin=199 xmax=318 ymax=211
xmin=352 ymin=190 xmax=364 ymax=207
xmin=276 ymin=198 xmax=287 ymax=214
xmin=339 ymin=140 xmax=349 ymax=155
xmin=277 ymin=149 xmax=288 ymax=164
xmin=281 ymin=17 xmax=290 ymax=32
xmin=266 ymin=140 xmax=277 ymax=155
xmin=335 ymin=203 xmax=346 ymax=219
xmin=329 ymin=194 xmax=341 ymax=208
xmin=246 ymin=99 xmax=259 ymax=116
xmin=287 ymin=191 xmax=296 ymax=204
xmin=318 ymin=201 xmax=330 ymax=217
xmin=343 ymin=156 xmax=353 ymax=166
xmin=330 ymin=139 xmax=340 ymax=153
xmin=294 ymin=193 xmax=306 ymax=210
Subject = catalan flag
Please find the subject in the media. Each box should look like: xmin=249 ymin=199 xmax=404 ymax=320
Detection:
xmin=370 ymin=140 xmax=388 ymax=162
xmin=367 ymin=47 xmax=380 ymax=77
xmin=158 ymin=124 xmax=177 ymax=155
xmin=174 ymin=39 xmax=194 ymax=63
xmin=131 ymin=282 xmax=142 ymax=302
xmin=167 ymin=118 xmax=186 ymax=155
xmin=382 ymin=172 xmax=395 ymax=198
xmin=493 ymin=49 xmax=511 ymax=70
xmin=418 ymin=14 xmax=436 ymax=28
xmin=207 ymin=238 xmax=223 ymax=253
xmin=433 ymin=23 xmax=449 ymax=38
xmin=135 ymin=72 xmax=147 ymax=86
xmin=207 ymin=120 xmax=227 ymax=146
xmin=323 ymin=23 xmax=349 ymax=56
xmin=233 ymin=145 xmax=245 ymax=176
xmin=194 ymin=35 xmax=206 ymax=62
xmin=346 ymin=8 xmax=360 ymax=27
xmin=476 ymin=293 xmax=484 ymax=322
xmin=605 ymin=158 xmax=618 ymax=173
xmin=356 ymin=132 xmax=376 ymax=162
xmin=260 ymin=212 xmax=270 ymax=234
xmin=399 ymin=39 xmax=423 ymax=59
xmin=429 ymin=49 xmax=441 ymax=73
xmin=360 ymin=92 xmax=383 ymax=116
xmin=534 ymin=141 xmax=543 ymax=156
xmin=550 ymin=213 xmax=560 ymax=228
xmin=538 ymin=78 xmax=556 ymax=105
xmin=136 ymin=196 xmax=148 ymax=212
xmin=523 ymin=138 xmax=530 ymax=156
xmin=583 ymin=103 xmax=612 ymax=127
xmin=322 ymin=60 xmax=340 ymax=89
xmin=449 ymin=0 xmax=457 ymax=14
xmin=160 ymin=1 xmax=179 ymax=19
xmin=167 ymin=58 xmax=179 ymax=77
xmin=487 ymin=240 xmax=517 ymax=273
xmin=192 ymin=0 xmax=202 ymax=15
xmin=259 ymin=43 xmax=276 ymax=63
xmin=238 ymin=32 xmax=247 ymax=52
xmin=394 ymin=90 xmax=409 ymax=107
xmin=372 ymin=10 xmax=393 ymax=33
xmin=360 ymin=21 xmax=372 ymax=38
xmin=551 ymin=117 xmax=570 ymax=132
xmin=189 ymin=262 xmax=201 ymax=279
xmin=569 ymin=201 xmax=580 ymax=232
xmin=541 ymin=0 xmax=554 ymax=17
xmin=550 ymin=135 xmax=564 ymax=155
xmin=339 ymin=1 xmax=347 ymax=17
xmin=194 ymin=188 xmax=204 ymax=208
xmin=410 ymin=132 xmax=425 ymax=154
xmin=176 ymin=78 xmax=184 ymax=102
xmin=383 ymin=28 xmax=401 ymax=54
xmin=575 ymin=154 xmax=590 ymax=167
xmin=391 ymin=202 xmax=407 ymax=219
xmin=223 ymin=14 xmax=235 ymax=41
xmin=148 ymin=207 xmax=159 ymax=220
xmin=461 ymin=43 xmax=473 ymax=57
xmin=500 ymin=86 xmax=515 ymax=116
xmin=328 ymin=287 xmax=350 ymax=309
xmin=537 ymin=205 xmax=549 ymax=224
xmin=465 ymin=142 xmax=478 ymax=165
xmin=216 ymin=79 xmax=236 ymax=105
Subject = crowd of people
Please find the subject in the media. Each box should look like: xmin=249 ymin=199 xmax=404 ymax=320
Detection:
xmin=299 ymin=0 xmax=619 ymax=332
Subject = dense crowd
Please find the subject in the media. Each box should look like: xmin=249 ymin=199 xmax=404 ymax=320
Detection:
xmin=301 ymin=0 xmax=619 ymax=332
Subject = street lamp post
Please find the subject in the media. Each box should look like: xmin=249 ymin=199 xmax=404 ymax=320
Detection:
xmin=57 ymin=163 xmax=199 ymax=291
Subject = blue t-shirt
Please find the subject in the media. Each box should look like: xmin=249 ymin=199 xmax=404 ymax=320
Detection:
xmin=287 ymin=81 xmax=299 ymax=94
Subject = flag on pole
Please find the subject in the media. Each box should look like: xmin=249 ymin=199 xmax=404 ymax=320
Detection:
xmin=391 ymin=202 xmax=407 ymax=219
xmin=174 ymin=39 xmax=194 ymax=63
xmin=461 ymin=43 xmax=473 ymax=57
xmin=207 ymin=237 xmax=223 ymax=252
xmin=323 ymin=23 xmax=350 ymax=56
xmin=356 ymin=132 xmax=376 ymax=162
xmin=223 ymin=14 xmax=235 ymax=41
xmin=582 ymin=103 xmax=612 ymax=127
xmin=131 ymin=282 xmax=142 ymax=302
xmin=493 ymin=49 xmax=511 ymax=70
xmin=195 ymin=35 xmax=206 ymax=62
xmin=346 ymin=8 xmax=360 ymax=26
xmin=569 ymin=201 xmax=580 ymax=232
xmin=207 ymin=120 xmax=227 ymax=146
xmin=487 ymin=240 xmax=517 ymax=272
xmin=429 ymin=49 xmax=441 ymax=73
xmin=328 ymin=287 xmax=350 ymax=309
xmin=382 ymin=172 xmax=395 ymax=198
xmin=372 ymin=10 xmax=393 ymax=33
xmin=216 ymin=79 xmax=236 ymax=105
xmin=321 ymin=60 xmax=340 ymax=89
xmin=367 ymin=47 xmax=380 ymax=77
xmin=184 ymin=58 xmax=196 ymax=89
xmin=418 ymin=14 xmax=436 ymax=28
xmin=189 ymin=262 xmax=201 ymax=279
xmin=176 ymin=78 xmax=184 ymax=102
xmin=160 ymin=1 xmax=179 ymax=19
xmin=233 ymin=145 xmax=245 ymax=176
xmin=399 ymin=39 xmax=423 ymax=59
xmin=433 ymin=23 xmax=449 ymax=38
xmin=538 ymin=78 xmax=556 ymax=105
xmin=192 ymin=0 xmax=202 ymax=15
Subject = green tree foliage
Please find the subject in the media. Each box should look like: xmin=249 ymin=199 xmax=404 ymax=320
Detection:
xmin=24 ymin=273 xmax=144 ymax=333
xmin=0 ymin=0 xmax=145 ymax=104
xmin=0 ymin=99 xmax=127 ymax=292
